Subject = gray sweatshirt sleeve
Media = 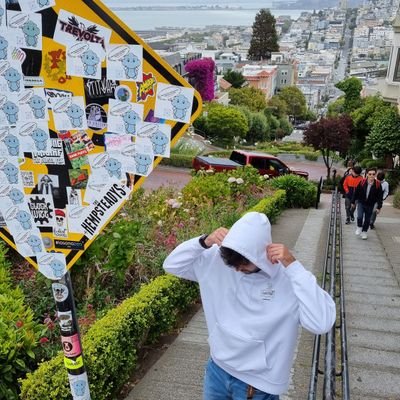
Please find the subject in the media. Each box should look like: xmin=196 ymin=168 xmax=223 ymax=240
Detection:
xmin=283 ymin=261 xmax=336 ymax=334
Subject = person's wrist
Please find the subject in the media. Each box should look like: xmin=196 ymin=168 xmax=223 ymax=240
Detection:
xmin=281 ymin=255 xmax=296 ymax=268
xmin=199 ymin=234 xmax=211 ymax=249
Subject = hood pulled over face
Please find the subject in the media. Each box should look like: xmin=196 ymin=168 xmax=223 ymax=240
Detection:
xmin=221 ymin=212 xmax=276 ymax=277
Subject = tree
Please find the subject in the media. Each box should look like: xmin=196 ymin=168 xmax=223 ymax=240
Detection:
xmin=365 ymin=107 xmax=400 ymax=168
xmin=303 ymin=115 xmax=353 ymax=178
xmin=247 ymin=112 xmax=270 ymax=144
xmin=335 ymin=77 xmax=363 ymax=113
xmin=223 ymin=70 xmax=245 ymax=88
xmin=327 ymin=97 xmax=345 ymax=117
xmin=228 ymin=87 xmax=267 ymax=112
xmin=277 ymin=86 xmax=307 ymax=121
xmin=267 ymin=96 xmax=288 ymax=118
xmin=350 ymin=95 xmax=392 ymax=142
xmin=248 ymin=9 xmax=279 ymax=61
xmin=205 ymin=105 xmax=248 ymax=147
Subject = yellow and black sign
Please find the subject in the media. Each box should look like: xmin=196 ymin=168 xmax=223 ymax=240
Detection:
xmin=0 ymin=0 xmax=202 ymax=274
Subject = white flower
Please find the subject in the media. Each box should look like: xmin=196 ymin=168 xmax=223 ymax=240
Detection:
xmin=190 ymin=217 xmax=195 ymax=221
xmin=166 ymin=198 xmax=177 ymax=206
xmin=171 ymin=201 xmax=182 ymax=209
xmin=227 ymin=177 xmax=237 ymax=183
xmin=183 ymin=208 xmax=190 ymax=213
xmin=206 ymin=168 xmax=214 ymax=174
xmin=157 ymin=220 xmax=163 ymax=226
xmin=236 ymin=178 xmax=244 ymax=184
xmin=263 ymin=174 xmax=270 ymax=180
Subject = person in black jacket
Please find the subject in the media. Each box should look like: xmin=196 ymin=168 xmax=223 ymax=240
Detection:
xmin=351 ymin=168 xmax=383 ymax=240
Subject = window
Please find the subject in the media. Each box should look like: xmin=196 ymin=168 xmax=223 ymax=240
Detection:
xmin=269 ymin=159 xmax=288 ymax=173
xmin=393 ymin=48 xmax=400 ymax=82
xmin=250 ymin=158 xmax=267 ymax=169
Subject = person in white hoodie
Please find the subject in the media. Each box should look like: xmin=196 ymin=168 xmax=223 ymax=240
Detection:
xmin=163 ymin=212 xmax=336 ymax=400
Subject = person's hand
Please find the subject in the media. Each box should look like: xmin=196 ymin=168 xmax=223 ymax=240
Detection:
xmin=205 ymin=227 xmax=229 ymax=247
xmin=351 ymin=203 xmax=356 ymax=209
xmin=267 ymin=243 xmax=296 ymax=268
xmin=376 ymin=209 xmax=381 ymax=214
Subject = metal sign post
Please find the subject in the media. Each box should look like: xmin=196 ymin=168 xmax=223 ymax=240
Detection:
xmin=51 ymin=272 xmax=91 ymax=399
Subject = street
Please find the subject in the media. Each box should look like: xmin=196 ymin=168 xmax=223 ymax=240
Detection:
xmin=140 ymin=161 xmax=344 ymax=191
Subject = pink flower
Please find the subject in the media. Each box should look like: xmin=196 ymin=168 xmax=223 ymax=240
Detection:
xmin=15 ymin=320 xmax=24 ymax=328
xmin=39 ymin=337 xmax=49 ymax=344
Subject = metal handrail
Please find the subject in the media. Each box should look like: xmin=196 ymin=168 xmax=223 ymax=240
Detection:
xmin=315 ymin=176 xmax=324 ymax=209
xmin=307 ymin=189 xmax=350 ymax=400
xmin=339 ymin=198 xmax=351 ymax=400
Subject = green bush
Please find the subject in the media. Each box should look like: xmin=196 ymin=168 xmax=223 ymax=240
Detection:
xmin=20 ymin=275 xmax=198 ymax=400
xmin=270 ymin=175 xmax=317 ymax=208
xmin=386 ymin=169 xmax=400 ymax=194
xmin=247 ymin=190 xmax=286 ymax=223
xmin=304 ymin=152 xmax=319 ymax=161
xmin=360 ymin=158 xmax=373 ymax=168
xmin=160 ymin=153 xmax=194 ymax=168
xmin=365 ymin=159 xmax=385 ymax=169
xmin=393 ymin=189 xmax=400 ymax=209
xmin=0 ymin=244 xmax=42 ymax=400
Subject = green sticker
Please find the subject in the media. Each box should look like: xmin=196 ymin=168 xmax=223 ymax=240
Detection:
xmin=64 ymin=355 xmax=84 ymax=370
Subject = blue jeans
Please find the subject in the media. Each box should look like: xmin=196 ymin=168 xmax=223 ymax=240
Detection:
xmin=203 ymin=358 xmax=279 ymax=400
xmin=357 ymin=202 xmax=374 ymax=232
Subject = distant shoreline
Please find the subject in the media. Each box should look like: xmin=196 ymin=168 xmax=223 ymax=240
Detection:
xmin=110 ymin=6 xmax=311 ymax=11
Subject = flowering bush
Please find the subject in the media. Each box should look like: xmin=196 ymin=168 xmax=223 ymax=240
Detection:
xmin=185 ymin=58 xmax=215 ymax=101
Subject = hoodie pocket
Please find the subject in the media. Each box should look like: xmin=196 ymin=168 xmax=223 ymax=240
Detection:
xmin=208 ymin=323 xmax=270 ymax=372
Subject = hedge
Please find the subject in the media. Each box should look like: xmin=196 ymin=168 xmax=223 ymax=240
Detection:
xmin=270 ymin=175 xmax=317 ymax=209
xmin=19 ymin=189 xmax=287 ymax=400
xmin=20 ymin=275 xmax=198 ymax=400
xmin=0 ymin=244 xmax=41 ymax=400
xmin=160 ymin=153 xmax=194 ymax=168
xmin=247 ymin=189 xmax=286 ymax=223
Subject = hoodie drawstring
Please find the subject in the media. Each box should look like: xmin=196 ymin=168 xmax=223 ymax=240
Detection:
xmin=247 ymin=385 xmax=255 ymax=399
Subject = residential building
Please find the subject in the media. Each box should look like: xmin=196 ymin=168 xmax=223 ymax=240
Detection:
xmin=363 ymin=10 xmax=400 ymax=108
xmin=242 ymin=64 xmax=278 ymax=99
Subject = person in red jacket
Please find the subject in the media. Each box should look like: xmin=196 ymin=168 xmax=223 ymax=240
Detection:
xmin=343 ymin=166 xmax=363 ymax=224
xmin=351 ymin=168 xmax=383 ymax=240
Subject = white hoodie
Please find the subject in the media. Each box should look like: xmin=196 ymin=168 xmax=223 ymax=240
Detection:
xmin=163 ymin=212 xmax=336 ymax=395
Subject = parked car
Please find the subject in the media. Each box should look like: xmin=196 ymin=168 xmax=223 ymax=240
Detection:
xmin=192 ymin=150 xmax=309 ymax=179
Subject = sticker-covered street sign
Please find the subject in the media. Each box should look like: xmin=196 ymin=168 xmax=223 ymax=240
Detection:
xmin=0 ymin=0 xmax=202 ymax=273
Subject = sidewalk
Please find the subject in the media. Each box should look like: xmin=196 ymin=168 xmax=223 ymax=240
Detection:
xmin=124 ymin=194 xmax=400 ymax=400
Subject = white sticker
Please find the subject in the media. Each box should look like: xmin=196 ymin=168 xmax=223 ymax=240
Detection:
xmin=154 ymin=83 xmax=194 ymax=123
xmin=52 ymin=282 xmax=69 ymax=302
xmin=107 ymin=98 xmax=143 ymax=135
xmin=107 ymin=44 xmax=143 ymax=82
xmin=38 ymin=252 xmax=66 ymax=280
xmin=7 ymin=11 xmax=42 ymax=50
xmin=66 ymin=41 xmax=105 ymax=80
xmin=18 ymin=0 xmax=56 ymax=13
xmin=53 ymin=9 xmax=111 ymax=48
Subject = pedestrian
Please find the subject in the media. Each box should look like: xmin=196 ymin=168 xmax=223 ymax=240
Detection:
xmin=343 ymin=165 xmax=363 ymax=224
xmin=369 ymin=171 xmax=389 ymax=229
xmin=163 ymin=212 xmax=336 ymax=399
xmin=394 ymin=154 xmax=399 ymax=168
xmin=351 ymin=168 xmax=383 ymax=240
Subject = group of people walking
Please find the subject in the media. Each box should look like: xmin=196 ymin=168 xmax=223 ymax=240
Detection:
xmin=341 ymin=164 xmax=389 ymax=239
